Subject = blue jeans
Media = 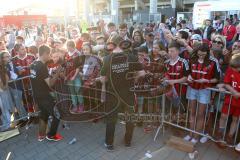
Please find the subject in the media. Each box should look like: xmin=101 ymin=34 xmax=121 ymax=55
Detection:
xmin=9 ymin=88 xmax=27 ymax=118
xmin=67 ymin=77 xmax=84 ymax=107
xmin=0 ymin=91 xmax=11 ymax=131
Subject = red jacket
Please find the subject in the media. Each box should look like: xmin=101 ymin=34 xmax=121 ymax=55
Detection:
xmin=222 ymin=25 xmax=236 ymax=41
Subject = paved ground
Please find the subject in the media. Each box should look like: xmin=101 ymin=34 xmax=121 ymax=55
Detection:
xmin=0 ymin=121 xmax=239 ymax=160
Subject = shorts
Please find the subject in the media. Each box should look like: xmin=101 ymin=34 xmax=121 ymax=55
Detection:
xmin=222 ymin=103 xmax=240 ymax=117
xmin=36 ymin=96 xmax=55 ymax=121
xmin=186 ymin=86 xmax=211 ymax=104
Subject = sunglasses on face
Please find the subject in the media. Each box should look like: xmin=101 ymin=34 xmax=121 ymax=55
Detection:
xmin=213 ymin=40 xmax=223 ymax=45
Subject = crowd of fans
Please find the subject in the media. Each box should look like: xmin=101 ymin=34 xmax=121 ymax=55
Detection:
xmin=0 ymin=15 xmax=240 ymax=152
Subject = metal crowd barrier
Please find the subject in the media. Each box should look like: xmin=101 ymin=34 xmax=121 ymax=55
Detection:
xmin=1 ymin=75 xmax=239 ymax=149
xmin=155 ymin=83 xmax=240 ymax=147
xmin=53 ymin=81 xmax=119 ymax=122
xmin=0 ymin=74 xmax=120 ymax=131
xmin=0 ymin=76 xmax=39 ymax=131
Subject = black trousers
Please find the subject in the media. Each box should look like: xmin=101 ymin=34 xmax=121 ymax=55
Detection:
xmin=105 ymin=100 xmax=135 ymax=145
xmin=36 ymin=96 xmax=60 ymax=137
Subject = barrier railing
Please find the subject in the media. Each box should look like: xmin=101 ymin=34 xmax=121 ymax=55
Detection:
xmin=155 ymin=83 xmax=240 ymax=147
xmin=53 ymin=82 xmax=119 ymax=122
xmin=0 ymin=76 xmax=39 ymax=131
xmin=1 ymin=75 xmax=239 ymax=149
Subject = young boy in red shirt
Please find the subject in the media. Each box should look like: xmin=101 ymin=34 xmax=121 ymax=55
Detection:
xmin=12 ymin=43 xmax=35 ymax=112
xmin=165 ymin=41 xmax=189 ymax=95
xmin=217 ymin=53 xmax=240 ymax=147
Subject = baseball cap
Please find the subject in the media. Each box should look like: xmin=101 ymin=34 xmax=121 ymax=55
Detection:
xmin=191 ymin=34 xmax=202 ymax=41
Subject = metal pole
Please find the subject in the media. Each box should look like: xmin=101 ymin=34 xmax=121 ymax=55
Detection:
xmin=171 ymin=0 xmax=177 ymax=16
xmin=111 ymin=0 xmax=119 ymax=25
xmin=134 ymin=0 xmax=138 ymax=11
xmin=83 ymin=0 xmax=90 ymax=24
xmin=150 ymin=0 xmax=158 ymax=14
xmin=64 ymin=0 xmax=69 ymax=36
xmin=154 ymin=94 xmax=165 ymax=141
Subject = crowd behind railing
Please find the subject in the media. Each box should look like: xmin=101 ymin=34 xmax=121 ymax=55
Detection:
xmin=0 ymin=15 xmax=240 ymax=152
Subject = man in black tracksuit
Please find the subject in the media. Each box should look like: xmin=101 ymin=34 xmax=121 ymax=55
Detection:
xmin=100 ymin=35 xmax=145 ymax=150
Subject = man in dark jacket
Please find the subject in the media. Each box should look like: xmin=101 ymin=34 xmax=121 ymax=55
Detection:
xmin=100 ymin=35 xmax=146 ymax=150
xmin=203 ymin=19 xmax=215 ymax=41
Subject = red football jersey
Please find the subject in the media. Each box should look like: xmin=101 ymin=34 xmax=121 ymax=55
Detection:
xmin=189 ymin=56 xmax=221 ymax=90
xmin=65 ymin=49 xmax=81 ymax=80
xmin=12 ymin=54 xmax=35 ymax=77
xmin=223 ymin=67 xmax=240 ymax=106
xmin=48 ymin=63 xmax=60 ymax=75
xmin=222 ymin=25 xmax=237 ymax=41
xmin=165 ymin=57 xmax=189 ymax=94
xmin=179 ymin=49 xmax=190 ymax=61
xmin=75 ymin=38 xmax=83 ymax=51
xmin=165 ymin=57 xmax=189 ymax=80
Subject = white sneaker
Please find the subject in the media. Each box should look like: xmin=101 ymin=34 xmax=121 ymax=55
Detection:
xmin=235 ymin=143 xmax=240 ymax=152
xmin=188 ymin=151 xmax=198 ymax=160
xmin=120 ymin=121 xmax=126 ymax=125
xmin=200 ymin=135 xmax=209 ymax=144
xmin=184 ymin=135 xmax=192 ymax=141
xmin=190 ymin=138 xmax=198 ymax=145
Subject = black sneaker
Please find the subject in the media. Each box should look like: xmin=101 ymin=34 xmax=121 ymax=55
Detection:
xmin=104 ymin=143 xmax=114 ymax=151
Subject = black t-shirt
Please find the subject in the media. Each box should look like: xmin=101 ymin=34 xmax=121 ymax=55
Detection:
xmin=101 ymin=52 xmax=143 ymax=106
xmin=30 ymin=61 xmax=51 ymax=99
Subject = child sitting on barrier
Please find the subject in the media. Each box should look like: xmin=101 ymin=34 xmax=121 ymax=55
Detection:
xmin=216 ymin=53 xmax=240 ymax=148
